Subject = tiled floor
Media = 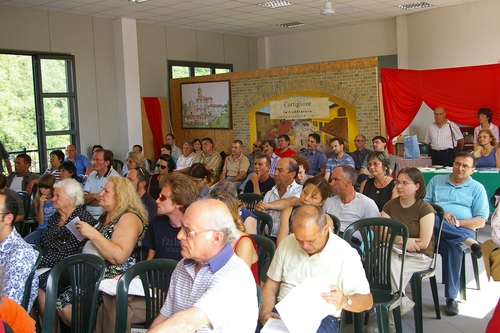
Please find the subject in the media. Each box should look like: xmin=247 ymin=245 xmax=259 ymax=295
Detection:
xmin=342 ymin=223 xmax=500 ymax=333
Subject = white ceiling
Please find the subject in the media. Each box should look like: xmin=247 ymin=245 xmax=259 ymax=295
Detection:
xmin=0 ymin=0 xmax=483 ymax=38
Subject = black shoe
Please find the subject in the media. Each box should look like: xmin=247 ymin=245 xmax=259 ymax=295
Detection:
xmin=471 ymin=243 xmax=482 ymax=259
xmin=445 ymin=298 xmax=459 ymax=316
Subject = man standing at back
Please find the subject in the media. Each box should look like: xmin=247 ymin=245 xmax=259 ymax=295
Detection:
xmin=148 ymin=199 xmax=258 ymax=333
xmin=426 ymin=106 xmax=464 ymax=167
xmin=6 ymin=153 xmax=39 ymax=194
xmin=424 ymin=152 xmax=488 ymax=315
xmin=259 ymin=205 xmax=373 ymax=333
xmin=84 ymin=149 xmax=120 ymax=216
xmin=300 ymin=133 xmax=326 ymax=177
xmin=0 ymin=193 xmax=38 ymax=311
xmin=65 ymin=144 xmax=90 ymax=177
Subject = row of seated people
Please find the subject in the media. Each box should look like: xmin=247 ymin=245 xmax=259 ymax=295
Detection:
xmin=0 ymin=143 xmax=489 ymax=331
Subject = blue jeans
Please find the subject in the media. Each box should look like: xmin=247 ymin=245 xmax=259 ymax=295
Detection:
xmin=24 ymin=228 xmax=44 ymax=244
xmin=435 ymin=218 xmax=475 ymax=298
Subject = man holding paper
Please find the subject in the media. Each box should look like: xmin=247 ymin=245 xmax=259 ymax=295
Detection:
xmin=259 ymin=205 xmax=372 ymax=333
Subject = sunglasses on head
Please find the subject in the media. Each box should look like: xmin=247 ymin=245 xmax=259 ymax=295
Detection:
xmin=156 ymin=164 xmax=167 ymax=170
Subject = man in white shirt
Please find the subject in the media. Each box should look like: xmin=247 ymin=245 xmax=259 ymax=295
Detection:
xmin=426 ymin=106 xmax=464 ymax=166
xmin=175 ymin=142 xmax=196 ymax=173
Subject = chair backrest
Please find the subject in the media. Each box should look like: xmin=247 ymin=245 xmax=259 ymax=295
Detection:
xmin=113 ymin=159 xmax=124 ymax=174
xmin=430 ymin=203 xmax=445 ymax=271
xmin=15 ymin=191 xmax=29 ymax=234
xmin=327 ymin=213 xmax=341 ymax=235
xmin=252 ymin=211 xmax=273 ymax=237
xmin=146 ymin=158 xmax=153 ymax=172
xmin=343 ymin=218 xmax=408 ymax=295
xmin=21 ymin=245 xmax=42 ymax=311
xmin=27 ymin=184 xmax=37 ymax=221
xmin=250 ymin=234 xmax=276 ymax=284
xmin=115 ymin=259 xmax=178 ymax=333
xmin=238 ymin=193 xmax=263 ymax=211
xmin=41 ymin=254 xmax=106 ymax=333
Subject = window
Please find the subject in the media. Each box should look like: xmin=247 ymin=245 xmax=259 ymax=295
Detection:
xmin=0 ymin=52 xmax=79 ymax=173
xmin=168 ymin=60 xmax=233 ymax=79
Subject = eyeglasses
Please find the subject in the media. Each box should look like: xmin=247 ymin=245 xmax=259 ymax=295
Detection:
xmin=395 ymin=180 xmax=415 ymax=186
xmin=367 ymin=162 xmax=382 ymax=167
xmin=453 ymin=162 xmax=472 ymax=170
xmin=156 ymin=164 xmax=167 ymax=170
xmin=158 ymin=193 xmax=172 ymax=202
xmin=253 ymin=144 xmax=261 ymax=148
xmin=181 ymin=224 xmax=216 ymax=238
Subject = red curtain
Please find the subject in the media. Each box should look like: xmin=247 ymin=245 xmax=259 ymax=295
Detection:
xmin=142 ymin=97 xmax=164 ymax=159
xmin=381 ymin=64 xmax=500 ymax=153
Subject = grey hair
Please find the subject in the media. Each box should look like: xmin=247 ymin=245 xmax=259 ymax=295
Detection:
xmin=291 ymin=205 xmax=327 ymax=229
xmin=209 ymin=181 xmax=238 ymax=199
xmin=199 ymin=198 xmax=239 ymax=244
xmin=337 ymin=164 xmax=357 ymax=184
xmin=183 ymin=141 xmax=194 ymax=148
xmin=54 ymin=178 xmax=85 ymax=206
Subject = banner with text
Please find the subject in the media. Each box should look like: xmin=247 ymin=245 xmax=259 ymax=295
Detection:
xmin=270 ymin=98 xmax=329 ymax=120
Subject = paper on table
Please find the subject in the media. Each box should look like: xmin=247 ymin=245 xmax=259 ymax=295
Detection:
xmin=99 ymin=278 xmax=147 ymax=296
xmin=65 ymin=216 xmax=85 ymax=241
xmin=261 ymin=318 xmax=290 ymax=333
xmin=275 ymin=277 xmax=335 ymax=333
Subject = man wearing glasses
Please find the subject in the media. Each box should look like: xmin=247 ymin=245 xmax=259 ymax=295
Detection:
xmin=0 ymin=193 xmax=39 ymax=311
xmin=148 ymin=199 xmax=258 ymax=333
xmin=424 ymin=152 xmax=488 ymax=316
xmin=83 ymin=149 xmax=119 ymax=217
xmin=349 ymin=134 xmax=372 ymax=171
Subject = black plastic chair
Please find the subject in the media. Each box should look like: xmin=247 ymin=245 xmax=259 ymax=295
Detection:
xmin=250 ymin=234 xmax=276 ymax=285
xmin=409 ymin=203 xmax=444 ymax=333
xmin=115 ymin=259 xmax=178 ymax=333
xmin=327 ymin=213 xmax=341 ymax=235
xmin=238 ymin=193 xmax=263 ymax=211
xmin=41 ymin=254 xmax=106 ymax=333
xmin=252 ymin=211 xmax=273 ymax=237
xmin=21 ymin=244 xmax=42 ymax=311
xmin=343 ymin=218 xmax=409 ymax=333
xmin=459 ymin=231 xmax=481 ymax=301
xmin=113 ymin=159 xmax=124 ymax=174
xmin=15 ymin=190 xmax=30 ymax=236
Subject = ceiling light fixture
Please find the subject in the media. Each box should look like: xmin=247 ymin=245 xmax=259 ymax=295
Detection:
xmin=258 ymin=0 xmax=294 ymax=9
xmin=126 ymin=0 xmax=149 ymax=3
xmin=398 ymin=2 xmax=432 ymax=10
xmin=277 ymin=22 xmax=307 ymax=28
xmin=320 ymin=0 xmax=335 ymax=16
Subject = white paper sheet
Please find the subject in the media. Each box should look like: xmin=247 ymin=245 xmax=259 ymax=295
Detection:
xmin=261 ymin=318 xmax=290 ymax=333
xmin=36 ymin=267 xmax=51 ymax=276
xmin=99 ymin=278 xmax=146 ymax=297
xmin=65 ymin=216 xmax=85 ymax=241
xmin=275 ymin=277 xmax=336 ymax=333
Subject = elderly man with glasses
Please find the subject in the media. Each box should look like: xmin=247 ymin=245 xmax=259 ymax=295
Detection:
xmin=424 ymin=152 xmax=488 ymax=316
xmin=148 ymin=198 xmax=258 ymax=333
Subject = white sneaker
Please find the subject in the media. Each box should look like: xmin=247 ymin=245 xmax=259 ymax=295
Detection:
xmin=400 ymin=295 xmax=415 ymax=316
xmin=364 ymin=322 xmax=396 ymax=333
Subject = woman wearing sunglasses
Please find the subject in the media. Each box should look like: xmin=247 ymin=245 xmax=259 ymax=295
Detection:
xmin=148 ymin=154 xmax=176 ymax=200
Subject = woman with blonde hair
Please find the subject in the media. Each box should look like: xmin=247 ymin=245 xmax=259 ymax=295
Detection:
xmin=57 ymin=176 xmax=148 ymax=327
xmin=473 ymin=129 xmax=500 ymax=167
xmin=209 ymin=182 xmax=259 ymax=284
xmin=123 ymin=151 xmax=147 ymax=176
xmin=24 ymin=173 xmax=57 ymax=244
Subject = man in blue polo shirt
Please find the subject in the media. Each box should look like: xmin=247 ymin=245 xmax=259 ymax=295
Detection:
xmin=299 ymin=133 xmax=326 ymax=177
xmin=65 ymin=144 xmax=90 ymax=178
xmin=324 ymin=137 xmax=355 ymax=182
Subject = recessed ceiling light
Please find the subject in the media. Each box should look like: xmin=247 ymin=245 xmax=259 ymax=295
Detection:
xmin=258 ymin=0 xmax=294 ymax=9
xmin=277 ymin=22 xmax=307 ymax=28
xmin=126 ymin=0 xmax=149 ymax=3
xmin=398 ymin=2 xmax=432 ymax=10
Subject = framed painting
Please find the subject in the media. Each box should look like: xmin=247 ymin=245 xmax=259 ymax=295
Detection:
xmin=181 ymin=80 xmax=231 ymax=129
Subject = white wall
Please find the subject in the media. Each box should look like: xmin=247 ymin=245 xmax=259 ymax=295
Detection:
xmin=260 ymin=19 xmax=397 ymax=68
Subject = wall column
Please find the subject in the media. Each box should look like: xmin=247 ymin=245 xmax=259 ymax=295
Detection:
xmin=396 ymin=16 xmax=409 ymax=69
xmin=113 ymin=17 xmax=142 ymax=159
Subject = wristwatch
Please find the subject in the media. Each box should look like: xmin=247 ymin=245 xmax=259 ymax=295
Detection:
xmin=345 ymin=296 xmax=352 ymax=308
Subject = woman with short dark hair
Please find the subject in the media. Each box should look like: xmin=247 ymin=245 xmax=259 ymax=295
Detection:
xmin=474 ymin=108 xmax=499 ymax=148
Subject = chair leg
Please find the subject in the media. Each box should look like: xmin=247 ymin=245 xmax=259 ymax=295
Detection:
xmin=364 ymin=312 xmax=370 ymax=326
xmin=430 ymin=276 xmax=441 ymax=319
xmin=460 ymin=254 xmax=466 ymax=301
xmin=472 ymin=255 xmax=481 ymax=290
xmin=393 ymin=306 xmax=403 ymax=333
xmin=374 ymin=305 xmax=391 ymax=333
xmin=410 ymin=275 xmax=424 ymax=333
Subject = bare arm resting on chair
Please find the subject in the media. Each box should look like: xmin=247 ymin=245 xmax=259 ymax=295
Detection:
xmin=148 ymin=306 xmax=209 ymax=333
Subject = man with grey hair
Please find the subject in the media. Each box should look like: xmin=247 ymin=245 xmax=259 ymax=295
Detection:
xmin=148 ymin=199 xmax=258 ymax=333
xmin=175 ymin=142 xmax=196 ymax=173
xmin=260 ymin=205 xmax=373 ymax=333
xmin=219 ymin=140 xmax=250 ymax=188
xmin=323 ymin=165 xmax=379 ymax=237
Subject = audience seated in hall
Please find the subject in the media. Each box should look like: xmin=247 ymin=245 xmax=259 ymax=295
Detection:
xmin=122 ymin=151 xmax=147 ymax=176
xmin=174 ymin=142 xmax=197 ymax=174
xmin=0 ymin=174 xmax=25 ymax=224
xmin=188 ymin=163 xmax=213 ymax=200
xmin=218 ymin=140 xmax=250 ymax=189
xmin=243 ymin=155 xmax=275 ymax=197
xmin=349 ymin=134 xmax=372 ymax=172
xmin=255 ymin=158 xmax=302 ymax=242
xmin=299 ymin=133 xmax=327 ymax=177
xmin=291 ymin=154 xmax=311 ymax=185
xmin=358 ymin=135 xmax=396 ymax=183
xmin=246 ymin=139 xmax=264 ymax=173
xmin=275 ymin=134 xmax=296 ymax=158
xmin=473 ymin=129 xmax=500 ymax=168
xmin=149 ymin=154 xmax=176 ymax=201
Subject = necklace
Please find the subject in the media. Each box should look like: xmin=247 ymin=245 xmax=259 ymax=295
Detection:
xmin=374 ymin=175 xmax=389 ymax=194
